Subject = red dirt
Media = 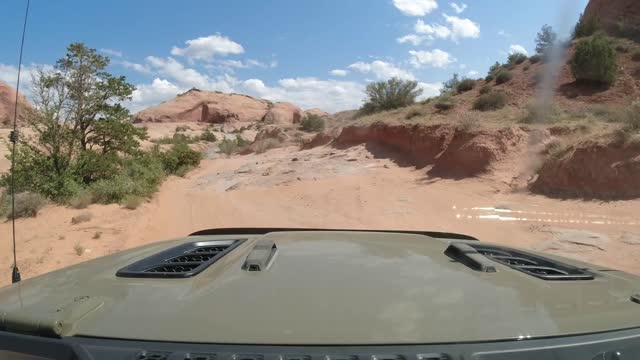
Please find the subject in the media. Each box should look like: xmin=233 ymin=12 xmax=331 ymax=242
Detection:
xmin=531 ymin=138 xmax=640 ymax=199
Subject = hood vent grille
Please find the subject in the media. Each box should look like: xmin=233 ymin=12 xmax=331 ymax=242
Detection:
xmin=117 ymin=239 xmax=245 ymax=278
xmin=469 ymin=244 xmax=594 ymax=281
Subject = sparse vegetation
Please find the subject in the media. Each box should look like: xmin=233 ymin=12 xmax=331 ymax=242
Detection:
xmin=457 ymin=113 xmax=479 ymax=131
xmin=73 ymin=243 xmax=85 ymax=256
xmin=122 ymin=195 xmax=144 ymax=210
xmin=71 ymin=211 xmax=92 ymax=225
xmin=434 ymin=95 xmax=455 ymax=111
xmin=199 ymin=128 xmax=218 ymax=142
xmin=359 ymin=77 xmax=423 ymax=114
xmin=508 ymin=53 xmax=528 ymax=65
xmin=92 ymin=231 xmax=102 ymax=239
xmin=613 ymin=18 xmax=640 ymax=42
xmin=0 ymin=192 xmax=46 ymax=219
xmin=544 ymin=138 xmax=572 ymax=160
xmin=608 ymin=102 xmax=640 ymax=131
xmin=405 ymin=108 xmax=423 ymax=120
xmin=300 ymin=114 xmax=326 ymax=132
xmin=488 ymin=62 xmax=502 ymax=75
xmin=479 ymin=84 xmax=492 ymax=94
xmin=529 ymin=54 xmax=541 ymax=64
xmin=235 ymin=134 xmax=250 ymax=147
xmin=456 ymin=78 xmax=476 ymax=93
xmin=615 ymin=44 xmax=629 ymax=53
xmin=535 ymin=24 xmax=558 ymax=55
xmin=484 ymin=74 xmax=494 ymax=82
xmin=175 ymin=125 xmax=191 ymax=132
xmin=252 ymin=138 xmax=283 ymax=154
xmin=571 ymin=35 xmax=617 ymax=85
xmin=473 ymin=91 xmax=507 ymax=111
xmin=441 ymin=73 xmax=460 ymax=94
xmin=520 ymin=103 xmax=562 ymax=124
xmin=523 ymin=64 xmax=530 ymax=71
xmin=68 ymin=190 xmax=93 ymax=209
xmin=573 ymin=13 xmax=600 ymax=39
xmin=219 ymin=138 xmax=239 ymax=156
xmin=495 ymin=71 xmax=513 ymax=85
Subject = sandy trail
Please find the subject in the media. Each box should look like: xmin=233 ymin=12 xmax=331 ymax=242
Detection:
xmin=1 ymin=143 xmax=639 ymax=287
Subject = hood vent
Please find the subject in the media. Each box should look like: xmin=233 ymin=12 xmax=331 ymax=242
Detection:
xmin=117 ymin=239 xmax=245 ymax=278
xmin=468 ymin=244 xmax=594 ymax=281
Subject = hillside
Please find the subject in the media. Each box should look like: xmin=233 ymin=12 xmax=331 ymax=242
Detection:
xmin=0 ymin=81 xmax=31 ymax=127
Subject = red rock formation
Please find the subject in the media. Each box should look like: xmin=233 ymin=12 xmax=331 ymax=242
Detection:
xmin=584 ymin=0 xmax=640 ymax=34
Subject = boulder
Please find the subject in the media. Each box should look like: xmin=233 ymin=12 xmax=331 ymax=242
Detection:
xmin=304 ymin=108 xmax=330 ymax=118
xmin=263 ymin=102 xmax=304 ymax=125
xmin=584 ymin=0 xmax=640 ymax=35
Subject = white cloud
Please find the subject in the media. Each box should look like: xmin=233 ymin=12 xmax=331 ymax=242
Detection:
xmin=392 ymin=0 xmax=438 ymax=16
xmin=330 ymin=69 xmax=348 ymax=77
xmin=449 ymin=2 xmax=467 ymax=14
xmin=0 ymin=63 xmax=53 ymax=98
xmin=240 ymin=77 xmax=365 ymax=112
xmin=348 ymin=60 xmax=414 ymax=80
xmin=145 ymin=56 xmax=213 ymax=89
xmin=170 ymin=34 xmax=244 ymax=62
xmin=443 ymin=15 xmax=480 ymax=41
xmin=459 ymin=64 xmax=467 ymax=69
xmin=415 ymin=19 xmax=452 ymax=39
xmin=99 ymin=48 xmax=123 ymax=58
xmin=509 ymin=44 xmax=528 ymax=55
xmin=497 ymin=30 xmax=510 ymax=37
xmin=408 ymin=49 xmax=455 ymax=68
xmin=417 ymin=82 xmax=442 ymax=99
xmin=119 ymin=60 xmax=152 ymax=74
xmin=217 ymin=59 xmax=269 ymax=69
xmin=396 ymin=34 xmax=430 ymax=46
xmin=127 ymin=78 xmax=185 ymax=112
xmin=468 ymin=70 xmax=479 ymax=76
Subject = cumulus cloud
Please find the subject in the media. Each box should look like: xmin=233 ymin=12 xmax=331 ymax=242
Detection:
xmin=119 ymin=60 xmax=152 ymax=74
xmin=170 ymin=34 xmax=244 ymax=62
xmin=417 ymin=82 xmax=443 ymax=99
xmin=240 ymin=77 xmax=365 ymax=112
xmin=348 ymin=60 xmax=414 ymax=80
xmin=449 ymin=2 xmax=467 ymax=14
xmin=408 ymin=49 xmax=455 ymax=68
xmin=396 ymin=34 xmax=430 ymax=46
xmin=498 ymin=30 xmax=510 ymax=37
xmin=468 ymin=70 xmax=479 ymax=76
xmin=127 ymin=78 xmax=186 ymax=113
xmin=0 ymin=63 xmax=54 ymax=98
xmin=392 ymin=0 xmax=438 ymax=16
xmin=330 ymin=69 xmax=348 ymax=77
xmin=415 ymin=19 xmax=452 ymax=39
xmin=99 ymin=48 xmax=123 ymax=58
xmin=399 ymin=15 xmax=479 ymax=45
xmin=443 ymin=15 xmax=480 ymax=41
xmin=509 ymin=44 xmax=528 ymax=55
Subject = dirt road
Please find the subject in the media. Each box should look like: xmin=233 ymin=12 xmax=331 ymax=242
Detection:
xmin=1 ymin=143 xmax=639 ymax=287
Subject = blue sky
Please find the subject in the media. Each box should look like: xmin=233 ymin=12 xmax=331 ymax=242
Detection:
xmin=0 ymin=0 xmax=588 ymax=112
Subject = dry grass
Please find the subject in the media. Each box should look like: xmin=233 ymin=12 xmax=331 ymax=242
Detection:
xmin=68 ymin=192 xmax=93 ymax=209
xmin=457 ymin=113 xmax=479 ymax=131
xmin=71 ymin=211 xmax=92 ymax=225
xmin=252 ymin=138 xmax=283 ymax=154
xmin=73 ymin=243 xmax=85 ymax=256
xmin=122 ymin=195 xmax=144 ymax=210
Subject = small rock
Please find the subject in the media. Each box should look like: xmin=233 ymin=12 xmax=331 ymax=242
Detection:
xmin=384 ymin=164 xmax=390 ymax=169
xmin=347 ymin=158 xmax=357 ymax=162
xmin=297 ymin=177 xmax=302 ymax=181
xmin=226 ymin=183 xmax=241 ymax=192
xmin=291 ymin=158 xmax=299 ymax=162
xmin=620 ymin=232 xmax=640 ymax=245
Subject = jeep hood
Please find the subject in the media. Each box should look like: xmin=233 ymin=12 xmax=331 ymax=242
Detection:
xmin=1 ymin=230 xmax=640 ymax=345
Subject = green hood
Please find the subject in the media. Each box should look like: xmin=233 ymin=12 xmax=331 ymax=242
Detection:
xmin=1 ymin=230 xmax=639 ymax=344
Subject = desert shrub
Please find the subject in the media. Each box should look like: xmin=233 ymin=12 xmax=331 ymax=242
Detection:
xmin=615 ymin=44 xmax=630 ymax=53
xmin=0 ymin=192 xmax=46 ymax=219
xmin=441 ymin=73 xmax=460 ymax=94
xmin=74 ymin=243 xmax=85 ymax=256
xmin=235 ymin=134 xmax=251 ymax=147
xmin=523 ymin=65 xmax=530 ymax=71
xmin=92 ymin=231 xmax=102 ymax=239
xmin=300 ymin=114 xmax=326 ymax=132
xmin=458 ymin=113 xmax=479 ymax=131
xmin=571 ymin=35 xmax=617 ymax=85
xmin=572 ymin=13 xmax=600 ymax=39
xmin=159 ymin=142 xmax=203 ymax=175
xmin=632 ymin=51 xmax=640 ymax=61
xmin=199 ymin=128 xmax=217 ymax=142
xmin=544 ymin=138 xmax=572 ymax=159
xmin=479 ymin=84 xmax=492 ymax=94
xmin=68 ymin=190 xmax=93 ymax=209
xmin=71 ymin=211 xmax=92 ymax=224
xmin=359 ymin=77 xmax=423 ymax=114
xmin=536 ymin=24 xmax=558 ymax=54
xmin=520 ymin=103 xmax=562 ymax=124
xmin=495 ymin=71 xmax=513 ymax=85
xmin=488 ymin=62 xmax=502 ymax=75
xmin=456 ymin=78 xmax=476 ymax=93
xmin=508 ymin=53 xmax=528 ymax=65
xmin=175 ymin=125 xmax=190 ymax=132
xmin=529 ymin=54 xmax=541 ymax=64
xmin=484 ymin=74 xmax=494 ymax=82
xmin=405 ymin=109 xmax=423 ymax=120
xmin=434 ymin=95 xmax=455 ymax=111
xmin=473 ymin=92 xmax=507 ymax=111
xmin=122 ymin=195 xmax=144 ymax=210
xmin=219 ymin=138 xmax=238 ymax=156
xmin=608 ymin=102 xmax=640 ymax=131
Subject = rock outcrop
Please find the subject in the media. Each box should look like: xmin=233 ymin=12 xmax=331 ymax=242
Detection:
xmin=584 ymin=0 xmax=640 ymax=35
xmin=133 ymin=88 xmax=303 ymax=125
xmin=531 ymin=138 xmax=640 ymax=199
xmin=0 ymin=81 xmax=31 ymax=126
xmin=304 ymin=108 xmax=330 ymax=118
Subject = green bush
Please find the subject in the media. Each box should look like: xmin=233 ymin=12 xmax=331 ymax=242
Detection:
xmin=508 ymin=53 xmax=528 ymax=65
xmin=615 ymin=44 xmax=630 ymax=53
xmin=434 ymin=95 xmax=455 ymax=111
xmin=68 ymin=190 xmax=93 ymax=209
xmin=529 ymin=54 xmax=541 ymax=64
xmin=456 ymin=78 xmax=476 ymax=93
xmin=199 ymin=128 xmax=217 ymax=142
xmin=159 ymin=142 xmax=203 ymax=175
xmin=235 ymin=134 xmax=250 ymax=148
xmin=300 ymin=114 xmax=326 ymax=132
xmin=0 ymin=192 xmax=46 ymax=219
xmin=405 ymin=109 xmax=423 ymax=120
xmin=219 ymin=138 xmax=239 ymax=156
xmin=523 ymin=65 xmax=530 ymax=71
xmin=479 ymin=84 xmax=492 ymax=94
xmin=122 ymin=195 xmax=144 ymax=210
xmin=473 ymin=92 xmax=507 ymax=111
xmin=571 ymin=35 xmax=617 ymax=85
xmin=495 ymin=71 xmax=513 ymax=85
xmin=359 ymin=77 xmax=423 ymax=114
xmin=484 ymin=74 xmax=494 ymax=82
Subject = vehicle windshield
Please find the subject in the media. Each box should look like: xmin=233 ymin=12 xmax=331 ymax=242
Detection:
xmin=0 ymin=0 xmax=639 ymax=340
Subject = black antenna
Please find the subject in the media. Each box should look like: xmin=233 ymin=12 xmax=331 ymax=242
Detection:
xmin=10 ymin=0 xmax=31 ymax=284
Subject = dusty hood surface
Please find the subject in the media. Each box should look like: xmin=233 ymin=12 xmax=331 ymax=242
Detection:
xmin=1 ymin=231 xmax=640 ymax=344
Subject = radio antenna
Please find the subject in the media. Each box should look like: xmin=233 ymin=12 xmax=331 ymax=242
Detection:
xmin=10 ymin=0 xmax=31 ymax=284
